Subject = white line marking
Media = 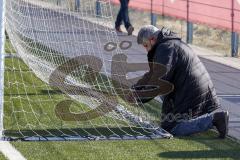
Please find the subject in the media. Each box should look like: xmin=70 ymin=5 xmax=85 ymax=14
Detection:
xmin=0 ymin=141 xmax=26 ymax=160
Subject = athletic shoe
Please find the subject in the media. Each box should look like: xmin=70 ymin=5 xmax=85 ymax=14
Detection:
xmin=212 ymin=111 xmax=229 ymax=138
xmin=127 ymin=26 xmax=134 ymax=35
xmin=115 ymin=26 xmax=123 ymax=33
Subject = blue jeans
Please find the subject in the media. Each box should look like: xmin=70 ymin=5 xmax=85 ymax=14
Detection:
xmin=115 ymin=0 xmax=132 ymax=29
xmin=170 ymin=113 xmax=214 ymax=136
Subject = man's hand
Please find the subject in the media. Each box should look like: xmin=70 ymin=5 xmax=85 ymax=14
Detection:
xmin=129 ymin=84 xmax=157 ymax=104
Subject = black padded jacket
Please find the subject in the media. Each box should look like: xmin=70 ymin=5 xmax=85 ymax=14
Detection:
xmin=135 ymin=28 xmax=220 ymax=131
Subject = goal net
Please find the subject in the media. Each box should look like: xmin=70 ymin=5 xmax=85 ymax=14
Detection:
xmin=1 ymin=0 xmax=172 ymax=141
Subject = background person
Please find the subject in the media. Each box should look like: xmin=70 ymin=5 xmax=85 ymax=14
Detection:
xmin=115 ymin=0 xmax=134 ymax=35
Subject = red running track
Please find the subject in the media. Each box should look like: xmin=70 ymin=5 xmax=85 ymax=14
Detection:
xmin=110 ymin=0 xmax=240 ymax=33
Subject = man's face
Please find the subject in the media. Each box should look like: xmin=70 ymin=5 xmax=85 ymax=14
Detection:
xmin=142 ymin=40 xmax=151 ymax=52
xmin=142 ymin=38 xmax=155 ymax=52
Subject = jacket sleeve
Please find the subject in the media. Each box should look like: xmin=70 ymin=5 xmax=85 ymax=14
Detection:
xmin=154 ymin=43 xmax=176 ymax=81
xmin=134 ymin=71 xmax=153 ymax=86
xmin=131 ymin=71 xmax=154 ymax=103
xmin=133 ymin=43 xmax=175 ymax=86
xmin=132 ymin=44 xmax=176 ymax=103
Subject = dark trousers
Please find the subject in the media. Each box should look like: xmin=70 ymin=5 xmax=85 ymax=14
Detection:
xmin=115 ymin=0 xmax=132 ymax=29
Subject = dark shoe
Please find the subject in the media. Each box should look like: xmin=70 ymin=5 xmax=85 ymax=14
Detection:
xmin=127 ymin=26 xmax=134 ymax=35
xmin=212 ymin=111 xmax=229 ymax=138
xmin=115 ymin=26 xmax=123 ymax=33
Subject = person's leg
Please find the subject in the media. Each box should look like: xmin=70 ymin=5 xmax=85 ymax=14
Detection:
xmin=170 ymin=113 xmax=213 ymax=136
xmin=115 ymin=0 xmax=123 ymax=29
xmin=121 ymin=0 xmax=132 ymax=29
xmin=170 ymin=111 xmax=229 ymax=138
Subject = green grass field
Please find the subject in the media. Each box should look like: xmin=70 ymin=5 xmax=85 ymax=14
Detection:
xmin=0 ymin=153 xmax=6 ymax=160
xmin=10 ymin=132 xmax=240 ymax=160
xmin=3 ymin=36 xmax=240 ymax=159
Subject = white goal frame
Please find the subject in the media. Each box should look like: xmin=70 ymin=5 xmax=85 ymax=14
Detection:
xmin=0 ymin=0 xmax=6 ymax=139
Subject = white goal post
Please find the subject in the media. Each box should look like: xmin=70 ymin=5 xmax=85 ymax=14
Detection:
xmin=0 ymin=0 xmax=6 ymax=139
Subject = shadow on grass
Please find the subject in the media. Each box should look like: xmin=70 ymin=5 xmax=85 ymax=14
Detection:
xmin=158 ymin=149 xmax=240 ymax=159
xmin=41 ymin=89 xmax=63 ymax=95
xmin=4 ymin=127 xmax=154 ymax=141
xmin=158 ymin=131 xmax=240 ymax=159
xmin=4 ymin=89 xmax=63 ymax=96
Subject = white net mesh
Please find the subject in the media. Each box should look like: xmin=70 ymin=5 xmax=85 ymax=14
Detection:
xmin=3 ymin=0 xmax=171 ymax=141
